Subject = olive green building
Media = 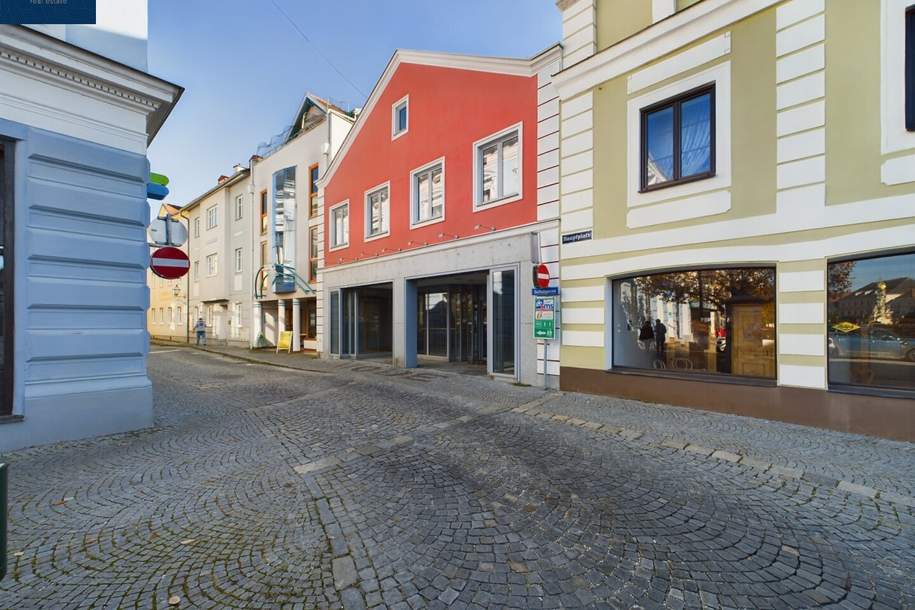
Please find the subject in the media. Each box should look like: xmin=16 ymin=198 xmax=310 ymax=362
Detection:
xmin=553 ymin=0 xmax=915 ymax=439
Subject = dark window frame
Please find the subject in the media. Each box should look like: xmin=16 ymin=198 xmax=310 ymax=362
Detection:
xmin=639 ymin=83 xmax=716 ymax=192
xmin=259 ymin=189 xmax=268 ymax=235
xmin=906 ymin=5 xmax=915 ymax=131
xmin=610 ymin=264 xmax=778 ymax=384
xmin=0 ymin=139 xmax=14 ymax=416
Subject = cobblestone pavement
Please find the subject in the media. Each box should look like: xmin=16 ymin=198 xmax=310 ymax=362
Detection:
xmin=1 ymin=348 xmax=913 ymax=609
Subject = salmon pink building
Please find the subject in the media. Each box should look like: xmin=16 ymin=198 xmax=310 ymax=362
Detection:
xmin=319 ymin=47 xmax=563 ymax=386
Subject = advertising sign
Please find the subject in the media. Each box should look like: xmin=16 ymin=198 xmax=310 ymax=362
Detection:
xmin=534 ymin=295 xmax=557 ymax=340
xmin=0 ymin=0 xmax=96 ymax=24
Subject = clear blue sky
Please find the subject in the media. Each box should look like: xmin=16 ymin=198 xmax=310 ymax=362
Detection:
xmin=147 ymin=0 xmax=561 ymax=206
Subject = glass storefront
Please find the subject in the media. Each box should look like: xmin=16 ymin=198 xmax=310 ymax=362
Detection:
xmin=491 ymin=270 xmax=515 ymax=375
xmin=828 ymin=252 xmax=915 ymax=392
xmin=613 ymin=267 xmax=776 ymax=379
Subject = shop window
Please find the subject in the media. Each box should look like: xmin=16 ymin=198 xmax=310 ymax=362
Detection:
xmin=364 ymin=184 xmax=390 ymax=239
xmin=330 ymin=202 xmax=349 ymax=249
xmin=612 ymin=267 xmax=776 ymax=379
xmin=475 ymin=125 xmax=521 ymax=207
xmin=827 ymin=251 xmax=915 ymax=393
xmin=412 ymin=160 xmax=444 ymax=226
xmin=641 ymin=85 xmax=715 ymax=191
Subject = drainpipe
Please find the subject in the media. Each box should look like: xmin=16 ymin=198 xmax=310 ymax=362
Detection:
xmin=178 ymin=207 xmax=190 ymax=345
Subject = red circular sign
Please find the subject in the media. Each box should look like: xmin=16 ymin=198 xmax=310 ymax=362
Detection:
xmin=150 ymin=246 xmax=190 ymax=280
xmin=535 ymin=263 xmax=551 ymax=289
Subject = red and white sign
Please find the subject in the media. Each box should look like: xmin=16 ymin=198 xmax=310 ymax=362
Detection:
xmin=534 ymin=263 xmax=551 ymax=289
xmin=150 ymin=246 xmax=190 ymax=280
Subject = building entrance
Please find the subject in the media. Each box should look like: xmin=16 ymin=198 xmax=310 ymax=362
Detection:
xmin=416 ymin=272 xmax=487 ymax=369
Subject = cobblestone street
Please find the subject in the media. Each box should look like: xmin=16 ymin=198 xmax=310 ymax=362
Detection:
xmin=1 ymin=347 xmax=913 ymax=609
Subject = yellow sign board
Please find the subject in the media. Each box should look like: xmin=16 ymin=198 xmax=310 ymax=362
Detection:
xmin=276 ymin=330 xmax=293 ymax=353
xmin=832 ymin=322 xmax=860 ymax=333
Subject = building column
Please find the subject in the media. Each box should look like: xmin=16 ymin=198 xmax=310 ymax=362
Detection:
xmin=404 ymin=280 xmax=417 ymax=368
xmin=277 ymin=299 xmax=286 ymax=336
xmin=252 ymin=302 xmax=263 ymax=346
xmin=292 ymin=298 xmax=301 ymax=352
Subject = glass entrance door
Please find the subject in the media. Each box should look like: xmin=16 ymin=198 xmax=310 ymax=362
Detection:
xmin=490 ymin=268 xmax=516 ymax=376
xmin=0 ymin=141 xmax=12 ymax=415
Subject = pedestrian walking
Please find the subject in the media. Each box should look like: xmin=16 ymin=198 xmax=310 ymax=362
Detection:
xmin=194 ymin=317 xmax=207 ymax=345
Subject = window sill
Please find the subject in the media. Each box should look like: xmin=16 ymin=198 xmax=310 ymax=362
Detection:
xmin=827 ymin=383 xmax=915 ymax=401
xmin=364 ymin=231 xmax=390 ymax=243
xmin=0 ymin=414 xmax=23 ymax=425
xmin=410 ymin=216 xmax=445 ymax=230
xmin=607 ymin=366 xmax=777 ymax=388
xmin=639 ymin=171 xmax=716 ymax=194
xmin=473 ymin=193 xmax=523 ymax=212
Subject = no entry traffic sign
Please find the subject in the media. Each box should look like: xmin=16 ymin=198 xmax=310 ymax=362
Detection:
xmin=150 ymin=246 xmax=190 ymax=280
xmin=534 ymin=263 xmax=551 ymax=289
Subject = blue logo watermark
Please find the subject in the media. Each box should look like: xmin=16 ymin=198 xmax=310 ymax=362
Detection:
xmin=0 ymin=0 xmax=96 ymax=24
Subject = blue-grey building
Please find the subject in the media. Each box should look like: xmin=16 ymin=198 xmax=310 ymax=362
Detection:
xmin=0 ymin=10 xmax=182 ymax=450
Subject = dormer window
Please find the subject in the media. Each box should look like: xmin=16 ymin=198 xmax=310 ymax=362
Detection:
xmin=392 ymin=95 xmax=409 ymax=139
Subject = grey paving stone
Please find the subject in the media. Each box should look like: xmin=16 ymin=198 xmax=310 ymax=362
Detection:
xmin=1 ymin=346 xmax=912 ymax=610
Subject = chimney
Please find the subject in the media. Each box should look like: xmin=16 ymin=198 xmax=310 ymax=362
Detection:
xmin=249 ymin=154 xmax=263 ymax=164
xmin=217 ymin=175 xmax=230 ymax=184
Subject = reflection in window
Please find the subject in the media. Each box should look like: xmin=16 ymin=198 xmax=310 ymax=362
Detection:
xmin=331 ymin=204 xmax=348 ymax=248
xmin=366 ymin=187 xmax=389 ymax=237
xmin=414 ymin=164 xmax=443 ymax=224
xmin=828 ymin=252 xmax=915 ymax=392
xmin=417 ymin=292 xmax=448 ymax=357
xmin=492 ymin=270 xmax=515 ymax=375
xmin=478 ymin=129 xmax=520 ymax=205
xmin=613 ymin=267 xmax=776 ymax=379
xmin=642 ymin=86 xmax=714 ymax=189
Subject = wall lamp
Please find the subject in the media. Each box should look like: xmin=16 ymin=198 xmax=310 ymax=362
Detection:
xmin=437 ymin=232 xmax=459 ymax=240
xmin=474 ymin=223 xmax=496 ymax=232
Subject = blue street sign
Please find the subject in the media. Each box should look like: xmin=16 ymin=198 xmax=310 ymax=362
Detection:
xmin=532 ymin=287 xmax=560 ymax=296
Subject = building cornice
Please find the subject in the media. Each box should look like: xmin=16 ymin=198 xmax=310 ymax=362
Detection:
xmin=0 ymin=25 xmax=182 ymax=144
xmin=552 ymin=0 xmax=779 ymax=99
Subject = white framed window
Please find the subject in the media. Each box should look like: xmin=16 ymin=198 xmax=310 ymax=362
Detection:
xmin=177 ymin=306 xmax=182 ymax=324
xmin=206 ymin=253 xmax=218 ymax=276
xmin=193 ymin=217 xmax=200 ymax=238
xmin=329 ymin=201 xmax=349 ymax=250
xmin=881 ymin=0 xmax=915 ymax=153
xmin=206 ymin=205 xmax=218 ymax=230
xmin=364 ymin=182 xmax=390 ymax=240
xmin=193 ymin=260 xmax=199 ymax=281
xmin=206 ymin=304 xmax=214 ymax=326
xmin=234 ymin=247 xmax=243 ymax=273
xmin=392 ymin=95 xmax=409 ymax=139
xmin=627 ymin=62 xmax=731 ymax=209
xmin=473 ymin=122 xmax=523 ymax=209
xmin=234 ymin=194 xmax=244 ymax=221
xmin=410 ymin=158 xmax=445 ymax=227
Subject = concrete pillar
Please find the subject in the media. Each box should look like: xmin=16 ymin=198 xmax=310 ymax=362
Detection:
xmin=252 ymin=301 xmax=263 ymax=346
xmin=278 ymin=299 xmax=286 ymax=335
xmin=392 ymin=278 xmax=406 ymax=367
xmin=292 ymin=298 xmax=301 ymax=352
xmin=404 ymin=280 xmax=417 ymax=368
